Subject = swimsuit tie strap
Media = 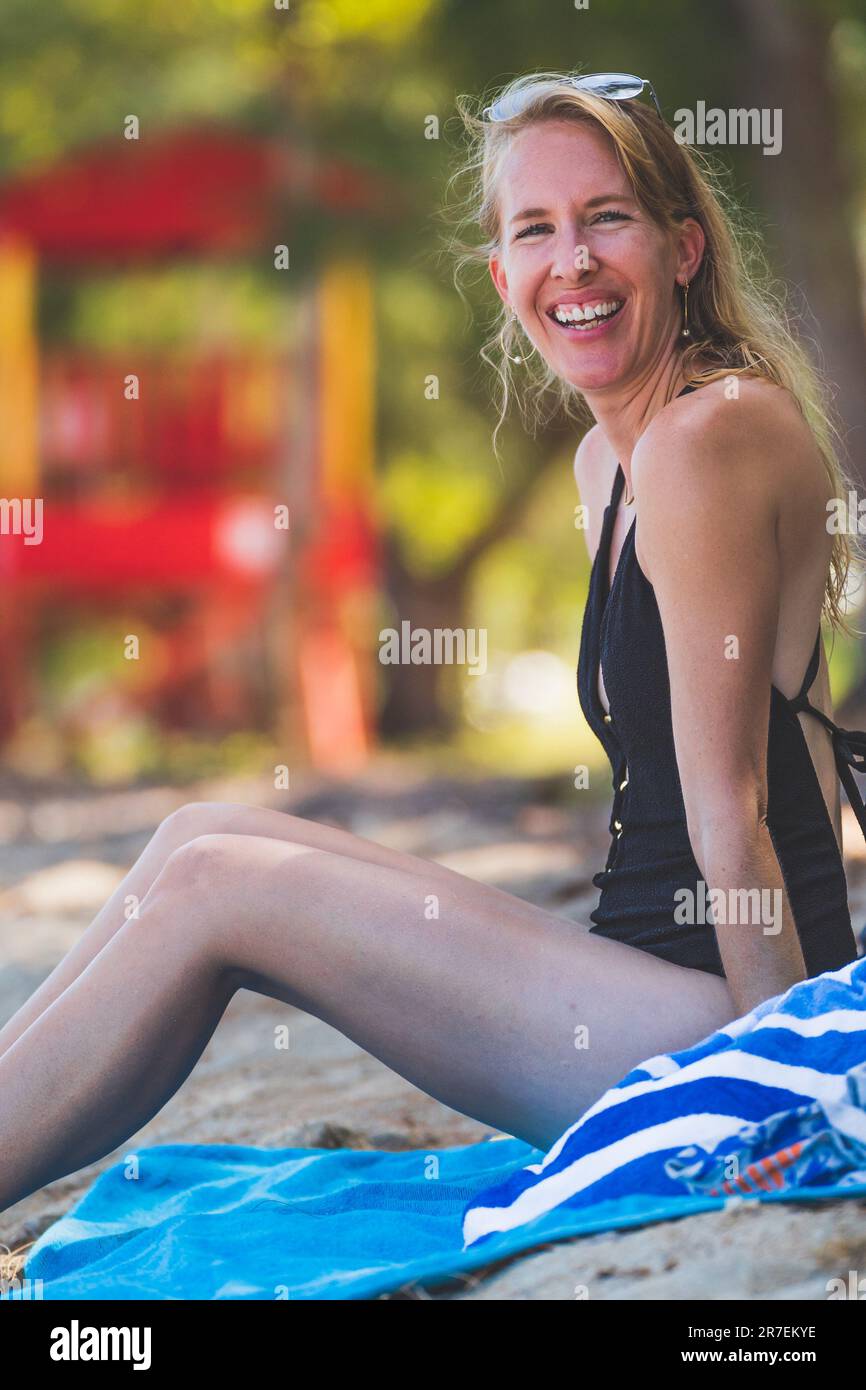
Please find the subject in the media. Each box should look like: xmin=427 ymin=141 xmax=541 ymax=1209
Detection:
xmin=788 ymin=696 xmax=866 ymax=842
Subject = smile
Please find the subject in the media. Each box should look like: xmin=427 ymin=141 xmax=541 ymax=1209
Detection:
xmin=547 ymin=299 xmax=625 ymax=333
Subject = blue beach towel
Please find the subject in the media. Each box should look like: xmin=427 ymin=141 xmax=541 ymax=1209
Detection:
xmin=12 ymin=956 xmax=866 ymax=1301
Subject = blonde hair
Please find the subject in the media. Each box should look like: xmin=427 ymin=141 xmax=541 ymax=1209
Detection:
xmin=442 ymin=70 xmax=865 ymax=639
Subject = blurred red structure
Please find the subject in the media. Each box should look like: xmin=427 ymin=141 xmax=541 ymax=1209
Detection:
xmin=0 ymin=126 xmax=387 ymax=773
xmin=0 ymin=127 xmax=389 ymax=261
xmin=39 ymin=353 xmax=286 ymax=484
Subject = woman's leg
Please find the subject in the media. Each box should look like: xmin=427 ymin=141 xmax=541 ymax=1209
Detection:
xmin=0 ymin=830 xmax=736 ymax=1214
xmin=0 ymin=800 xmax=512 ymax=1060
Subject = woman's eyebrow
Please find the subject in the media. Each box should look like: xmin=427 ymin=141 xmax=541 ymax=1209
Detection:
xmin=584 ymin=193 xmax=634 ymax=209
xmin=509 ymin=193 xmax=634 ymax=223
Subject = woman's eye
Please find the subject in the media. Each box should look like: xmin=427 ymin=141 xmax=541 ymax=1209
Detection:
xmin=514 ymin=211 xmax=632 ymax=240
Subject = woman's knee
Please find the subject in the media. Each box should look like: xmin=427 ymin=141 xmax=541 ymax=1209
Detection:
xmin=133 ymin=834 xmax=262 ymax=988
xmin=151 ymin=831 xmax=251 ymax=902
xmin=138 ymin=834 xmax=258 ymax=970
xmin=156 ymin=801 xmax=259 ymax=854
xmin=150 ymin=830 xmax=319 ymax=911
xmin=145 ymin=832 xmax=323 ymax=982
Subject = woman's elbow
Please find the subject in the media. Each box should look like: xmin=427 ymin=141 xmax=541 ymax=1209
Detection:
xmin=686 ymin=784 xmax=769 ymax=873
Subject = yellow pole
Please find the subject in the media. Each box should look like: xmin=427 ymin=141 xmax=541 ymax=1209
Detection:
xmin=299 ymin=254 xmax=378 ymax=766
xmin=0 ymin=234 xmax=38 ymax=495
xmin=316 ymin=255 xmax=375 ymax=502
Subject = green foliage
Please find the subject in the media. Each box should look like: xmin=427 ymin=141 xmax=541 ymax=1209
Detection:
xmin=380 ymin=451 xmax=496 ymax=576
xmin=50 ymin=265 xmax=295 ymax=350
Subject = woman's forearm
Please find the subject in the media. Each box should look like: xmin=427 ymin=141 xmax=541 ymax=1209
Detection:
xmin=693 ymin=821 xmax=807 ymax=1016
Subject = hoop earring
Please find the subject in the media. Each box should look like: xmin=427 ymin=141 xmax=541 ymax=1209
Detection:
xmin=501 ymin=311 xmax=534 ymax=364
xmin=680 ymin=278 xmax=691 ymax=339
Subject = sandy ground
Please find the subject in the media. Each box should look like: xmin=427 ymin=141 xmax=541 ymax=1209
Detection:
xmin=1 ymin=760 xmax=865 ymax=1301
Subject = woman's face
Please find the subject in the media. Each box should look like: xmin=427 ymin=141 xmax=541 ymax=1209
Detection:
xmin=488 ymin=118 xmax=701 ymax=393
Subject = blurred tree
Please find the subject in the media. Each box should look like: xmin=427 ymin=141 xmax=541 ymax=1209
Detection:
xmin=723 ymin=0 xmax=866 ymax=484
xmin=378 ymin=443 xmax=566 ymax=736
xmin=2 ymin=0 xmax=864 ymax=743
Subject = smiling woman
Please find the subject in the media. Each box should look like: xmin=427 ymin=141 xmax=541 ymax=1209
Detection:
xmin=2 ymin=68 xmax=865 ymax=1225
xmin=446 ymin=68 xmax=866 ymax=1012
xmin=493 ymin=144 xmax=675 ymax=387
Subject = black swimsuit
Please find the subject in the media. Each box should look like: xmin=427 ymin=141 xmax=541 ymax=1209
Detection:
xmin=576 ymin=383 xmax=863 ymax=978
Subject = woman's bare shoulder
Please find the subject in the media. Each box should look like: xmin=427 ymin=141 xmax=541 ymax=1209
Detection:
xmin=644 ymin=374 xmax=815 ymax=461
xmin=635 ymin=374 xmax=825 ymax=518
xmin=573 ymin=424 xmax=619 ymax=560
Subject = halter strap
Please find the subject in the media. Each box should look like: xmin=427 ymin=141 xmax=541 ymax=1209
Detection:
xmin=787 ymin=639 xmax=866 ymax=844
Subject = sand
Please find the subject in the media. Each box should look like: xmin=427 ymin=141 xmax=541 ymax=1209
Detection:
xmin=1 ymin=761 xmax=864 ymax=1300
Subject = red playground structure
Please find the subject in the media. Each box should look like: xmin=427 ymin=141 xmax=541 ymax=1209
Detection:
xmin=0 ymin=126 xmax=387 ymax=774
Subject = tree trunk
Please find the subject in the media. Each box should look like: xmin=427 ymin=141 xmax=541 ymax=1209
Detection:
xmin=378 ymin=432 xmax=569 ymax=737
xmin=725 ymin=0 xmax=866 ymax=483
xmin=377 ymin=558 xmax=469 ymax=738
xmin=722 ymin=0 xmax=866 ymax=712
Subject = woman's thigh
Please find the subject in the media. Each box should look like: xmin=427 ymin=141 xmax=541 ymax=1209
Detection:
xmin=163 ymin=800 xmax=566 ymax=918
xmin=154 ymin=831 xmax=738 ymax=1153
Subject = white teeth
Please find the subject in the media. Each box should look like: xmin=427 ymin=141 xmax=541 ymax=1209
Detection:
xmin=552 ymin=299 xmax=623 ymax=327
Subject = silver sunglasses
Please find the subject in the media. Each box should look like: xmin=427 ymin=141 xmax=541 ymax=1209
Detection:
xmin=482 ymin=71 xmax=663 ymax=124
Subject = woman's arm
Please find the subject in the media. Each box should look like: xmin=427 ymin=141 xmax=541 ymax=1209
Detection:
xmin=633 ymin=382 xmax=816 ymax=1015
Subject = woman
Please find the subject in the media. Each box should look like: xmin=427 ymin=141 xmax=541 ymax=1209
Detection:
xmin=1 ymin=70 xmax=863 ymax=1216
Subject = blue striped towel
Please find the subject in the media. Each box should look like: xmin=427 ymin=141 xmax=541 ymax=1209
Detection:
xmin=462 ymin=955 xmax=866 ymax=1247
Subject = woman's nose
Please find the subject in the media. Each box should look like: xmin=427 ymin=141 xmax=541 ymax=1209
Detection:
xmin=548 ymin=231 xmax=599 ymax=279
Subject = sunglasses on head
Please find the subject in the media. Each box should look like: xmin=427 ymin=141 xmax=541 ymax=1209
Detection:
xmin=482 ymin=71 xmax=663 ymax=124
